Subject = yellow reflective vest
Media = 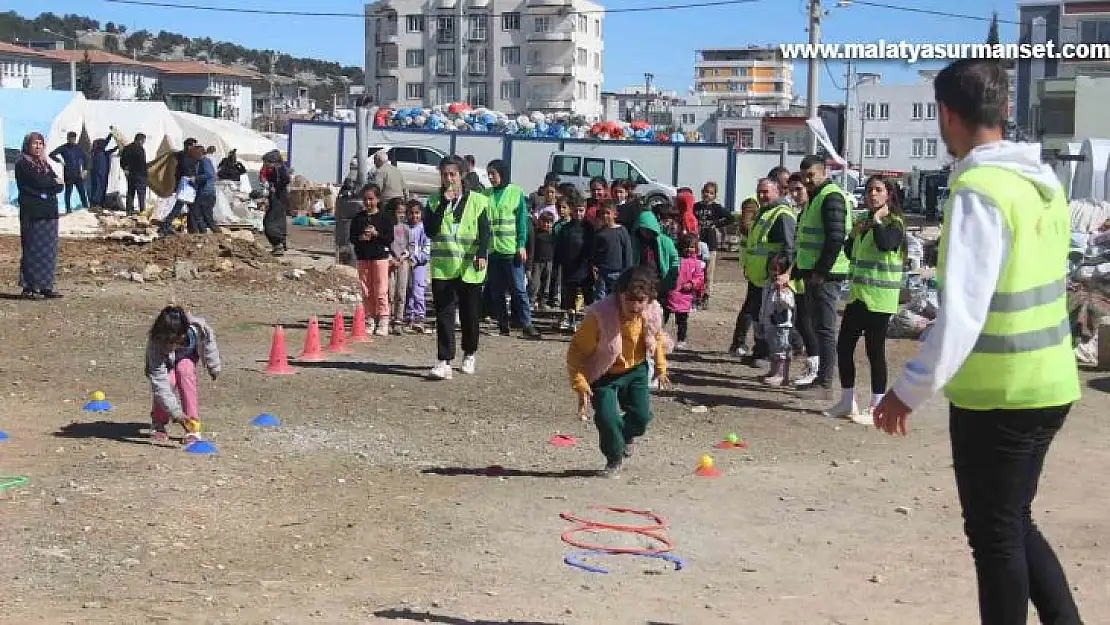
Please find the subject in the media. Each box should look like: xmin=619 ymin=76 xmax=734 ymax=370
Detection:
xmin=848 ymin=215 xmax=905 ymax=315
xmin=428 ymin=191 xmax=490 ymax=284
xmin=795 ymin=182 xmax=852 ymax=274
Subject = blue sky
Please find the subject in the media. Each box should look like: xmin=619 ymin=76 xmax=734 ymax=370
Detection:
xmin=11 ymin=0 xmax=1015 ymax=103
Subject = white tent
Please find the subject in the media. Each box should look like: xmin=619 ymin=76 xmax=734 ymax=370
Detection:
xmin=170 ymin=111 xmax=278 ymax=162
xmin=78 ymin=100 xmax=187 ymax=203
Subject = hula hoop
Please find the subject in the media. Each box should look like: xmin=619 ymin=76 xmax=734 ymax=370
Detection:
xmin=560 ymin=525 xmax=674 ymax=554
xmin=563 ymin=549 xmax=686 ymax=574
xmin=559 ymin=506 xmax=668 ymax=532
xmin=0 ymin=476 xmax=29 ymax=491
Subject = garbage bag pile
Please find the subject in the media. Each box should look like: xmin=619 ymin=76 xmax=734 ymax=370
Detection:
xmin=373 ymin=103 xmax=702 ymax=143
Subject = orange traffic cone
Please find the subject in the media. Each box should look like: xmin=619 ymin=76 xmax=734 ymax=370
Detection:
xmin=327 ymin=310 xmax=351 ymax=354
xmin=349 ymin=303 xmax=372 ymax=344
xmin=694 ymin=454 xmax=722 ymax=477
xmin=265 ymin=326 xmax=296 ymax=375
xmin=298 ymin=316 xmax=326 ymax=361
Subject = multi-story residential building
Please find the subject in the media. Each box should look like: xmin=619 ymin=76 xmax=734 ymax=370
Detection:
xmin=1016 ymin=0 xmax=1110 ymax=138
xmin=364 ymin=0 xmax=605 ymax=120
xmin=149 ymin=61 xmax=258 ymax=126
xmin=0 ymin=42 xmax=53 ymax=90
xmin=600 ymin=86 xmax=681 ymax=126
xmin=693 ymin=46 xmax=793 ymax=111
xmin=252 ymin=75 xmax=318 ymax=119
xmin=844 ymin=70 xmax=948 ymax=174
xmin=40 ymin=49 xmax=161 ymax=100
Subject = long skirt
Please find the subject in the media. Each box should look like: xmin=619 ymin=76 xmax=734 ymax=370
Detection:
xmin=19 ymin=217 xmax=59 ymax=292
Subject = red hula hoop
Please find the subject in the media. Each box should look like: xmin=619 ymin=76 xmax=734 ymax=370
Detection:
xmin=558 ymin=506 xmax=668 ymax=532
xmin=560 ymin=506 xmax=673 ymax=555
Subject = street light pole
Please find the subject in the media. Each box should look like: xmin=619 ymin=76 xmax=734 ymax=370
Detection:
xmin=805 ymin=0 xmax=821 ymax=154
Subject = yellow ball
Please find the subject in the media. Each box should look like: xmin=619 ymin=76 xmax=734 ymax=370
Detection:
xmin=90 ymin=391 xmax=105 ymax=401
xmin=698 ymin=454 xmax=713 ymax=469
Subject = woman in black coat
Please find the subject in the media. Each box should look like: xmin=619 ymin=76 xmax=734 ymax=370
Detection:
xmin=15 ymin=132 xmax=64 ymax=299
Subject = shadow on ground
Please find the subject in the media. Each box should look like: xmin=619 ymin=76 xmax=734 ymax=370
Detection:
xmin=372 ymin=608 xmax=561 ymax=624
xmin=1089 ymin=376 xmax=1110 ymax=393
xmin=421 ymin=466 xmax=599 ymax=479
xmin=53 ymin=421 xmax=153 ymax=446
xmin=291 ymin=361 xmax=430 ymax=379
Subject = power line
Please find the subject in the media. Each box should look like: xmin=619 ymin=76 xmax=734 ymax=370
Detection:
xmin=102 ymin=0 xmax=761 ymax=18
xmin=822 ymin=58 xmax=842 ymax=90
xmin=847 ymin=0 xmax=1011 ymax=24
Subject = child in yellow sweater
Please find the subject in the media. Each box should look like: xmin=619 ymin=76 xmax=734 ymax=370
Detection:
xmin=566 ymin=266 xmax=671 ymax=477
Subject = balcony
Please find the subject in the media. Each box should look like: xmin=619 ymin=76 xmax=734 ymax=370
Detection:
xmin=375 ymin=60 xmax=399 ymax=78
xmin=527 ymin=98 xmax=573 ymax=109
xmin=526 ymin=63 xmax=573 ymax=75
xmin=527 ymin=0 xmax=573 ymax=6
xmin=436 ymin=0 xmax=457 ymax=7
xmin=376 ymin=29 xmax=400 ymax=44
xmin=528 ymin=29 xmax=574 ymax=43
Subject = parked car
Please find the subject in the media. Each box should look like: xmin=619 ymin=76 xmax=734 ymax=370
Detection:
xmin=548 ymin=152 xmax=677 ymax=204
xmin=348 ymin=145 xmax=489 ymax=196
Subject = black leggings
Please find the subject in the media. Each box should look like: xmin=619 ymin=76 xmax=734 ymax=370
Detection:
xmin=837 ymin=300 xmax=892 ymax=394
xmin=662 ymin=309 xmax=689 ymax=342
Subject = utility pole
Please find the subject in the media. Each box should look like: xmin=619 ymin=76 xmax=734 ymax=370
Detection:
xmin=644 ymin=72 xmax=654 ymax=124
xmin=805 ymin=0 xmax=821 ymax=154
xmin=858 ymin=115 xmax=866 ymax=179
xmin=842 ymin=59 xmax=852 ymax=187
xmin=268 ymin=51 xmax=277 ymax=133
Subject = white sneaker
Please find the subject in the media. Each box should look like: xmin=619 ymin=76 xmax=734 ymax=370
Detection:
xmin=675 ymin=341 xmax=688 ymax=350
xmin=460 ymin=354 xmax=476 ymax=375
xmin=851 ymin=411 xmax=875 ymax=426
xmin=731 ymin=346 xmax=750 ymax=358
xmin=823 ymin=396 xmax=859 ymax=419
xmin=429 ymin=361 xmax=453 ymax=380
xmin=792 ymin=358 xmax=819 ymax=387
xmin=374 ymin=318 xmax=389 ymax=336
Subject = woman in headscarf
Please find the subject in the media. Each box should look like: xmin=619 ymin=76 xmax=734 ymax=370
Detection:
xmin=88 ymin=133 xmax=117 ymax=208
xmin=15 ymin=132 xmax=64 ymax=299
xmin=260 ymin=149 xmax=291 ymax=255
xmin=217 ymin=149 xmax=247 ymax=182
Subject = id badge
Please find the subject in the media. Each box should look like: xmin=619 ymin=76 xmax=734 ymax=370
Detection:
xmin=449 ymin=222 xmax=459 ymax=236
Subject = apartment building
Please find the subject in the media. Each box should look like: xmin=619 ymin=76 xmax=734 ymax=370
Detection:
xmin=364 ymin=0 xmax=605 ymax=120
xmin=40 ymin=49 xmax=161 ymax=101
xmin=1016 ymin=0 xmax=1110 ymax=139
xmin=692 ymin=46 xmax=793 ymax=111
xmin=149 ymin=61 xmax=258 ymax=126
xmin=0 ymin=42 xmax=53 ymax=90
xmin=844 ymin=70 xmax=947 ymax=174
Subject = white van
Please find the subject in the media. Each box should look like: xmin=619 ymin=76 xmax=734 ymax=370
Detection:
xmin=548 ymin=152 xmax=677 ymax=204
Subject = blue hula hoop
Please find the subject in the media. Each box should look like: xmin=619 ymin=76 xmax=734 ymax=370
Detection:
xmin=563 ymin=549 xmax=686 ymax=574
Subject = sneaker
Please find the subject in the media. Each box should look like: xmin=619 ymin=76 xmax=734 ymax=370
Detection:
xmin=599 ymin=459 xmax=623 ymax=478
xmin=374 ymin=318 xmax=390 ymax=336
xmin=792 ymin=358 xmax=819 ymax=387
xmin=460 ymin=354 xmax=476 ymax=375
xmin=823 ymin=396 xmax=859 ymax=419
xmin=731 ymin=346 xmax=750 ymax=359
xmin=429 ymin=361 xmax=453 ymax=380
xmin=498 ymin=326 xmax=511 ymax=336
xmin=623 ymin=441 xmax=635 ymax=458
xmin=523 ymin=325 xmax=542 ymax=340
xmin=675 ymin=341 xmax=688 ymax=350
xmin=183 ymin=432 xmax=203 ymax=446
xmin=366 ymin=318 xmax=377 ymax=335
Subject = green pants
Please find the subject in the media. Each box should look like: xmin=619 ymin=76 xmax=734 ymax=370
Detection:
xmin=591 ymin=362 xmax=653 ymax=463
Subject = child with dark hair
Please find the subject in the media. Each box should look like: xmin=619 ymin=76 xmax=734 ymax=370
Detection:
xmin=528 ymin=211 xmax=558 ymax=310
xmin=351 ymin=184 xmax=395 ymax=335
xmin=591 ymin=200 xmax=634 ymax=300
xmin=555 ymin=199 xmax=594 ymax=331
xmin=145 ymin=305 xmax=222 ymax=443
xmin=566 ymin=266 xmax=671 ymax=477
xmin=759 ymin=252 xmax=796 ymax=387
xmin=404 ymin=199 xmax=431 ymax=333
xmin=664 ymin=233 xmax=705 ymax=349
xmin=388 ymin=197 xmax=411 ymax=335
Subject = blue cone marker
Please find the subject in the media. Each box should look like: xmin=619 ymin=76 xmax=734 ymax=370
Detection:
xmin=184 ymin=440 xmax=218 ymax=455
xmin=0 ymin=431 xmax=9 ymax=441
xmin=82 ymin=400 xmax=113 ymax=413
xmin=250 ymin=413 xmax=281 ymax=428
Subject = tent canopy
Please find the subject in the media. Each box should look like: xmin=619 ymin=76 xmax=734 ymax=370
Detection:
xmin=0 ymin=90 xmax=86 ymax=152
xmin=82 ymin=100 xmax=186 ymax=156
xmin=170 ymin=111 xmax=277 ymax=162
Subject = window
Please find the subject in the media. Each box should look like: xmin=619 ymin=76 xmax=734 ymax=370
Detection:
xmin=501 ymin=80 xmax=521 ymax=99
xmin=878 ymin=139 xmax=890 ymax=158
xmin=578 ymin=15 xmax=588 ymax=32
xmin=863 ymin=103 xmax=876 ymax=120
xmin=766 ymin=130 xmax=776 ymax=146
xmin=468 ymin=47 xmax=487 ymax=75
xmin=436 ymin=16 xmax=456 ymax=43
xmin=593 ymin=52 xmax=601 ymax=70
xmin=738 ymin=129 xmax=755 ymax=149
xmin=611 ymin=160 xmax=633 ymax=181
xmin=406 ymin=83 xmax=424 ymax=99
xmin=393 ymin=147 xmax=421 ymax=165
xmin=468 ymin=14 xmax=488 ymax=41
xmin=438 ymin=82 xmax=456 ymax=103
xmin=584 ymin=158 xmax=605 ymax=178
xmin=926 ymin=138 xmax=938 ymax=158
xmin=912 ymin=138 xmax=924 ymax=158
xmin=437 ymin=49 xmax=456 ymax=76
xmin=406 ymin=15 xmax=425 ymax=32
xmin=926 ymin=102 xmax=937 ymax=120
xmin=553 ymin=155 xmax=581 ymax=176
xmin=500 ymin=46 xmax=520 ymax=66
xmin=912 ymin=102 xmax=924 ymax=120
xmin=593 ymin=84 xmax=600 ymax=101
xmin=594 ymin=19 xmax=601 ymax=36
xmin=535 ymin=16 xmax=551 ymax=32
xmin=577 ymin=47 xmax=587 ymax=67
xmin=529 ymin=48 xmax=541 ymax=65
xmin=879 ymin=103 xmax=890 ymax=120
xmin=502 ymin=12 xmax=520 ymax=31
xmin=577 ymin=80 xmax=586 ymax=100
xmin=406 ymin=49 xmax=425 ymax=68
xmin=864 ymin=139 xmax=876 ymax=158
xmin=469 ymin=82 xmax=488 ymax=107
xmin=1079 ymin=19 xmax=1110 ymax=44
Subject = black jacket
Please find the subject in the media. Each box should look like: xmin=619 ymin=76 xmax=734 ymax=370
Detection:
xmin=349 ymin=210 xmax=395 ymax=261
xmin=844 ymin=215 xmax=904 ymax=257
xmin=793 ymin=180 xmax=849 ymax=280
xmin=423 ymin=189 xmax=491 ymax=261
xmin=120 ymin=143 xmax=148 ymax=179
xmin=463 ymin=171 xmax=485 ymax=193
xmin=693 ymin=201 xmax=733 ymax=251
xmin=554 ymin=219 xmax=594 ymax=282
xmin=15 ymin=160 xmax=63 ymax=221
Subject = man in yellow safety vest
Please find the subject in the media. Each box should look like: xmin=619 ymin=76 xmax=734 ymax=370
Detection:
xmin=874 ymin=58 xmax=1082 ymax=624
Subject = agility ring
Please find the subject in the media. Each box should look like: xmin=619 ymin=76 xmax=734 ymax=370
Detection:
xmin=559 ymin=506 xmax=675 ymax=555
xmin=0 ymin=476 xmax=29 ymax=491
xmin=563 ymin=549 xmax=686 ymax=575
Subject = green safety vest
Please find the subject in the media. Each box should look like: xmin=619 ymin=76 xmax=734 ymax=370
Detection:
xmin=428 ymin=192 xmax=490 ymax=284
xmin=938 ymin=166 xmax=1079 ymax=410
xmin=848 ymin=215 xmax=905 ymax=314
xmin=742 ymin=203 xmax=793 ymax=288
xmin=795 ymin=182 xmax=852 ymax=274
xmin=484 ymin=184 xmax=523 ymax=255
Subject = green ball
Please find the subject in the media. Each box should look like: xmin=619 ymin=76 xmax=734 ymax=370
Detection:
xmin=726 ymin=433 xmax=739 ymax=444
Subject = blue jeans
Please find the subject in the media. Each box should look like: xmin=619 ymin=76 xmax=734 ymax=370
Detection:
xmin=486 ymin=253 xmax=532 ymax=329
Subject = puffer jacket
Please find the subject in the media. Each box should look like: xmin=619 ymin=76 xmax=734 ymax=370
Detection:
xmin=145 ymin=314 xmax=221 ymax=419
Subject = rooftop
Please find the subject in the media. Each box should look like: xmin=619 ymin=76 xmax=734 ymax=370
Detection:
xmin=0 ymin=42 xmax=52 ymax=59
xmin=148 ymin=61 xmax=261 ymax=79
xmin=37 ymin=48 xmax=149 ymax=67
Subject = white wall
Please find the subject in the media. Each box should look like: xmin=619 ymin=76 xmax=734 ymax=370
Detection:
xmin=0 ymin=56 xmax=52 ymax=90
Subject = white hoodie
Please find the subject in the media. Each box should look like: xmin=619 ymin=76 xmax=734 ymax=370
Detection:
xmin=891 ymin=141 xmax=1066 ymax=411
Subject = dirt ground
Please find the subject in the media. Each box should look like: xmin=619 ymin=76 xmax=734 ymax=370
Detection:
xmin=0 ymin=227 xmax=1108 ymax=625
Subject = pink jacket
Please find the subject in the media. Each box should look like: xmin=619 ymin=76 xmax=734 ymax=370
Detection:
xmin=666 ymin=256 xmax=705 ymax=313
xmin=582 ymin=295 xmax=669 ymax=383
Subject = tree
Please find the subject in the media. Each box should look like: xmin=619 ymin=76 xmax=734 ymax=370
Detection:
xmin=103 ymin=33 xmax=119 ymax=54
xmin=986 ymin=11 xmax=1000 ymax=45
xmin=148 ymin=79 xmax=165 ymax=103
xmin=134 ymin=76 xmax=148 ymax=100
xmin=77 ymin=50 xmax=101 ymax=100
xmin=105 ymin=21 xmax=116 ymax=33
